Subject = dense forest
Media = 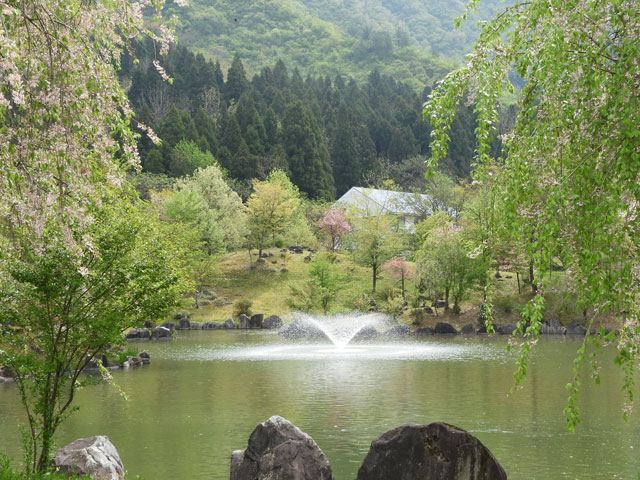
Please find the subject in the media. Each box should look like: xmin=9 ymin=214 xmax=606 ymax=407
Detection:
xmin=164 ymin=0 xmax=512 ymax=88
xmin=122 ymin=40 xmax=487 ymax=200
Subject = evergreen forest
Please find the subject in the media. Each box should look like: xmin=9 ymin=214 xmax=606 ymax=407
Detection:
xmin=121 ymin=40 xmax=499 ymax=200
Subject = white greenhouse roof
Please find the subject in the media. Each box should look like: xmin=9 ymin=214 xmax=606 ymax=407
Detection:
xmin=335 ymin=187 xmax=432 ymax=217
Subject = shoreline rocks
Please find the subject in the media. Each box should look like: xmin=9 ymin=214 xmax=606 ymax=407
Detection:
xmin=52 ymin=436 xmax=125 ymax=480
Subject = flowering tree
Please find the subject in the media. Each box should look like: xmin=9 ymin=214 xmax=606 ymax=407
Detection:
xmin=0 ymin=0 xmax=187 ymax=471
xmin=317 ymin=208 xmax=351 ymax=251
xmin=425 ymin=0 xmax=640 ymax=426
xmin=382 ymin=256 xmax=415 ymax=299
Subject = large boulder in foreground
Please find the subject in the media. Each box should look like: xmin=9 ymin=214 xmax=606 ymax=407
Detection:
xmin=52 ymin=436 xmax=124 ymax=480
xmin=230 ymin=415 xmax=334 ymax=480
xmin=356 ymin=422 xmax=506 ymax=480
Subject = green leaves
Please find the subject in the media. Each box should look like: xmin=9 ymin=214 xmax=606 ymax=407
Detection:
xmin=427 ymin=0 xmax=640 ymax=428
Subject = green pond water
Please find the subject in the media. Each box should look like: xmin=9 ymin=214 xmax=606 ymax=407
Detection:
xmin=0 ymin=330 xmax=638 ymax=479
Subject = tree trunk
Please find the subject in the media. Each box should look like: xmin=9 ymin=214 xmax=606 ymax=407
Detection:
xmin=372 ymin=264 xmax=377 ymax=293
xmin=516 ymin=271 xmax=521 ymax=294
xmin=445 ymin=287 xmax=450 ymax=310
xmin=529 ymin=260 xmax=538 ymax=293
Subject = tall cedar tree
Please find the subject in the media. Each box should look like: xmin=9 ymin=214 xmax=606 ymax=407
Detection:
xmin=281 ymin=100 xmax=335 ymax=200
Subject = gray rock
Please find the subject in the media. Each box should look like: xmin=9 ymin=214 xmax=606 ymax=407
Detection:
xmin=143 ymin=320 xmax=155 ymax=329
xmin=201 ymin=289 xmax=216 ymax=299
xmin=203 ymin=321 xmax=221 ymax=330
xmin=433 ymin=300 xmax=448 ymax=309
xmin=279 ymin=319 xmax=327 ymax=339
xmin=161 ymin=321 xmax=175 ymax=330
xmin=354 ymin=325 xmax=378 ymax=339
xmin=460 ymin=324 xmax=476 ymax=335
xmin=383 ymin=325 xmax=411 ymax=337
xmin=222 ymin=318 xmax=237 ymax=329
xmin=263 ymin=315 xmax=283 ymax=329
xmin=250 ymin=313 xmax=264 ymax=329
xmin=190 ymin=322 xmax=202 ymax=330
xmin=414 ymin=327 xmax=434 ymax=336
xmin=151 ymin=326 xmax=172 ymax=339
xmin=230 ymin=415 xmax=334 ymax=480
xmin=238 ymin=314 xmax=250 ymax=329
xmin=138 ymin=351 xmax=150 ymax=365
xmin=566 ymin=320 xmax=587 ymax=335
xmin=434 ymin=322 xmax=457 ymax=334
xmin=498 ymin=324 xmax=516 ymax=335
xmin=541 ymin=318 xmax=567 ymax=334
xmin=178 ymin=316 xmax=190 ymax=330
xmin=52 ymin=436 xmax=125 ymax=480
xmin=356 ymin=423 xmax=506 ymax=480
xmin=125 ymin=328 xmax=150 ymax=340
xmin=126 ymin=356 xmax=142 ymax=367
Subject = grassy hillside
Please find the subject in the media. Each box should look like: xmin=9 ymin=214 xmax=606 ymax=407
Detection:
xmin=167 ymin=0 xmax=511 ymax=88
xmin=181 ymin=248 xmax=619 ymax=331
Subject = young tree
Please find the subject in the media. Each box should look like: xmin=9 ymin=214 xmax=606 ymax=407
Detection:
xmin=317 ymin=208 xmax=351 ymax=251
xmin=172 ymin=164 xmax=248 ymax=252
xmin=0 ymin=201 xmax=187 ymax=472
xmin=416 ymin=222 xmax=483 ymax=313
xmin=287 ymin=254 xmax=348 ymax=314
xmin=246 ymin=179 xmax=298 ymax=258
xmin=382 ymin=256 xmax=415 ymax=299
xmin=350 ymin=214 xmax=401 ymax=293
xmin=0 ymin=0 xmax=183 ymax=471
xmin=425 ymin=0 xmax=640 ymax=424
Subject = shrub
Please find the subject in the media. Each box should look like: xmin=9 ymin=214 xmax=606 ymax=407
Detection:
xmin=494 ymin=296 xmax=516 ymax=314
xmin=0 ymin=456 xmax=91 ymax=479
xmin=233 ymin=299 xmax=253 ymax=317
xmin=380 ymin=296 xmax=406 ymax=317
xmin=409 ymin=308 xmax=424 ymax=324
xmin=213 ymin=297 xmax=229 ymax=307
xmin=375 ymin=285 xmax=396 ymax=303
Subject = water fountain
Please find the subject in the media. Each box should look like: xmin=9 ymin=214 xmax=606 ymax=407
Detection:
xmin=176 ymin=312 xmax=496 ymax=362
xmin=279 ymin=312 xmax=392 ymax=348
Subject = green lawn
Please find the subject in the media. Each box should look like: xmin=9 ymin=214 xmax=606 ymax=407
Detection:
xmin=181 ymin=250 xmax=619 ymax=331
xmin=185 ymin=248 xmax=401 ymax=324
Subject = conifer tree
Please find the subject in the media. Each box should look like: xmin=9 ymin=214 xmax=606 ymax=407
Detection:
xmin=331 ymin=106 xmax=361 ymax=196
xmin=281 ymin=100 xmax=335 ymax=200
xmin=224 ymin=54 xmax=249 ymax=103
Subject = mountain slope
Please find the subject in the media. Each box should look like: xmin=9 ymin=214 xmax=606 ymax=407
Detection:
xmin=169 ymin=0 xmax=509 ymax=87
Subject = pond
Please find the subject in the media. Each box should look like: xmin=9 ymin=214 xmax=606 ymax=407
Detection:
xmin=0 ymin=330 xmax=638 ymax=479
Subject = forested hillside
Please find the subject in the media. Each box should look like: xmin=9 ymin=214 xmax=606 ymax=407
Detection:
xmin=121 ymin=41 xmax=485 ymax=200
xmin=164 ymin=0 xmax=511 ymax=88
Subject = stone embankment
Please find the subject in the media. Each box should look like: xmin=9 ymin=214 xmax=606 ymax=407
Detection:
xmin=124 ymin=314 xmax=283 ymax=341
xmin=278 ymin=317 xmax=599 ymax=340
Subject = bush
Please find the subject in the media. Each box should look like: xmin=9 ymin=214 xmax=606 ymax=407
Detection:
xmin=380 ymin=296 xmax=405 ymax=317
xmin=375 ymin=285 xmax=396 ymax=303
xmin=409 ymin=308 xmax=424 ymax=325
xmin=233 ymin=299 xmax=253 ymax=317
xmin=353 ymin=293 xmax=377 ymax=312
xmin=0 ymin=456 xmax=91 ymax=479
xmin=213 ymin=297 xmax=229 ymax=307
xmin=494 ymin=296 xmax=516 ymax=314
